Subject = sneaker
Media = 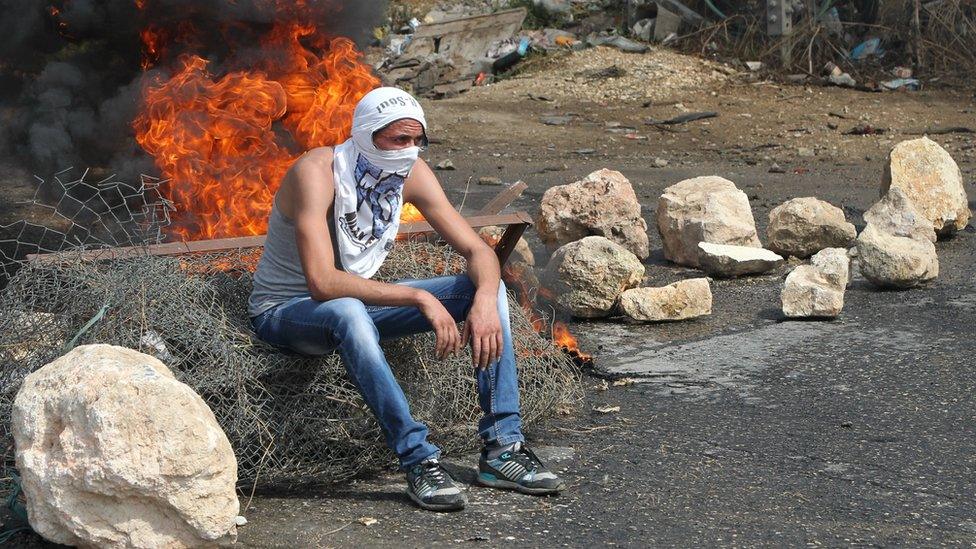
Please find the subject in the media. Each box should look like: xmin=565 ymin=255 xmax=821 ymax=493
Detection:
xmin=405 ymin=459 xmax=467 ymax=511
xmin=478 ymin=442 xmax=566 ymax=495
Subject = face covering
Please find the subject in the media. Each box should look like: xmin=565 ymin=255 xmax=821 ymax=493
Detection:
xmin=331 ymin=87 xmax=428 ymax=279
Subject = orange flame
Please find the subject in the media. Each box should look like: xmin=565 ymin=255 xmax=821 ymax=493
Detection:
xmin=400 ymin=202 xmax=425 ymax=223
xmin=133 ymin=6 xmax=382 ymax=241
xmin=552 ymin=321 xmax=591 ymax=360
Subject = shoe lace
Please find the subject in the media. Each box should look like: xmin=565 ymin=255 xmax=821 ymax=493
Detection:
xmin=509 ymin=444 xmax=544 ymax=473
xmin=420 ymin=460 xmax=448 ymax=487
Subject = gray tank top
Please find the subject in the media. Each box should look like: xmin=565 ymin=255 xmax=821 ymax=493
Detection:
xmin=247 ymin=198 xmax=331 ymax=318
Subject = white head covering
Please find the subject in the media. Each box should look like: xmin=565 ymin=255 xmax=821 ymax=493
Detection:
xmin=331 ymin=87 xmax=427 ymax=278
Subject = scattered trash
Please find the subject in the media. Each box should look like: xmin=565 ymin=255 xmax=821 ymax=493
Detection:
xmin=624 ymin=133 xmax=647 ymax=140
xmin=527 ymin=93 xmax=554 ymax=102
xmin=587 ymin=34 xmax=649 ymax=54
xmin=574 ymin=148 xmax=597 ymax=155
xmin=849 ymin=38 xmax=882 ymax=60
xmin=358 ymin=517 xmax=378 ymax=527
xmin=593 ymin=405 xmax=621 ymax=414
xmin=646 ymin=111 xmax=718 ymax=125
xmin=881 ymin=78 xmax=921 ymax=91
xmin=744 ymin=61 xmax=763 ymax=72
xmin=611 ymin=378 xmax=636 ymax=387
xmin=905 ymin=126 xmax=975 ymax=135
xmin=892 ymin=66 xmax=913 ymax=79
xmin=492 ymin=36 xmax=531 ymax=73
xmin=435 ymin=159 xmax=456 ymax=170
xmin=828 ymin=72 xmax=857 ymax=88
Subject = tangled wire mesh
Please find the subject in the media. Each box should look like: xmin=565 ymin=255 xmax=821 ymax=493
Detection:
xmin=0 ymin=239 xmax=581 ymax=492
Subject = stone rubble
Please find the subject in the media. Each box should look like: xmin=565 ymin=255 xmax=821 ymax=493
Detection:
xmin=541 ymin=236 xmax=645 ymax=318
xmin=766 ymin=197 xmax=857 ymax=258
xmin=855 ymin=224 xmax=939 ymax=289
xmin=781 ymin=248 xmax=851 ymax=318
xmin=696 ymin=242 xmax=784 ymax=277
xmin=863 ymin=187 xmax=937 ymax=243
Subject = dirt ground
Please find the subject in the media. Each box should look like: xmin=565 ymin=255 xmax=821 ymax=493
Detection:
xmin=4 ymin=46 xmax=975 ymax=547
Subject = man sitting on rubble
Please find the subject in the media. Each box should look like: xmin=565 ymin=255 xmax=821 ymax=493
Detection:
xmin=247 ymin=87 xmax=565 ymax=511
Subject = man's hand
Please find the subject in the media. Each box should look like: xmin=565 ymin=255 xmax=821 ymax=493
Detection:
xmin=417 ymin=291 xmax=462 ymax=360
xmin=462 ymin=292 xmax=503 ymax=370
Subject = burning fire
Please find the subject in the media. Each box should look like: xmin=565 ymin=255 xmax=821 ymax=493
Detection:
xmin=133 ymin=5 xmax=383 ymax=241
xmin=552 ymin=321 xmax=591 ymax=361
xmin=400 ymin=202 xmax=425 ymax=223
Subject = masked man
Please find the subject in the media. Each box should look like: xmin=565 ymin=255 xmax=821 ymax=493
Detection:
xmin=248 ymin=87 xmax=565 ymax=511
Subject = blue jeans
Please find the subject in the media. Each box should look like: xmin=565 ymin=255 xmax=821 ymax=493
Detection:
xmin=250 ymin=274 xmax=525 ymax=469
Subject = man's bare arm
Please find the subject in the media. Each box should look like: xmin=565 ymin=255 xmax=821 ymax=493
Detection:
xmin=289 ymin=149 xmax=462 ymax=358
xmin=404 ymin=160 xmax=501 ymax=298
xmin=405 ymin=159 xmax=503 ymax=369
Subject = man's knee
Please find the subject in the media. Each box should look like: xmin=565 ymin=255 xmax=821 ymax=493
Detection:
xmin=325 ymin=298 xmax=378 ymax=343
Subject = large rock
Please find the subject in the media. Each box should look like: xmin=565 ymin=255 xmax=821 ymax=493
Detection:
xmin=12 ymin=344 xmax=240 ymax=548
xmin=619 ymin=278 xmax=712 ymax=322
xmin=537 ymin=169 xmax=650 ymax=259
xmin=697 ymin=242 xmax=784 ymax=277
xmin=863 ymin=187 xmax=937 ymax=243
xmin=541 ymin=236 xmax=645 ymax=318
xmin=781 ymin=248 xmax=850 ymax=318
xmin=856 ymin=224 xmax=939 ymax=288
xmin=882 ymin=137 xmax=971 ymax=236
xmin=656 ymin=176 xmax=761 ymax=267
xmin=766 ymin=197 xmax=857 ymax=258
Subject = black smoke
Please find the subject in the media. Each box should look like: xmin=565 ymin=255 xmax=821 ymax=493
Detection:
xmin=0 ymin=0 xmax=387 ymax=180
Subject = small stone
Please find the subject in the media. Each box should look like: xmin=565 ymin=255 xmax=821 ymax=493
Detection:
xmin=619 ymin=278 xmax=713 ymax=322
xmin=697 ymin=242 xmax=784 ymax=277
xmin=653 ymin=157 xmax=669 ymax=168
xmin=797 ymin=147 xmax=816 ymax=157
xmin=656 ymin=176 xmax=761 ymax=267
xmin=235 ymin=516 xmax=248 ymax=527
xmin=435 ymin=159 xmax=455 ymax=170
xmin=766 ymin=197 xmax=857 ymax=258
xmin=541 ymin=236 xmax=645 ymax=318
xmin=769 ymin=163 xmax=786 ymax=173
xmin=477 ymin=176 xmax=504 ymax=186
xmin=856 ymin=224 xmax=939 ymax=289
xmin=882 ymin=137 xmax=970 ymax=235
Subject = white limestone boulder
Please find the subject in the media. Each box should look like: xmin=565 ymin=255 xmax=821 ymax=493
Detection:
xmin=781 ymin=248 xmax=851 ymax=318
xmin=656 ymin=176 xmax=761 ymax=267
xmin=619 ymin=278 xmax=713 ymax=322
xmin=697 ymin=242 xmax=784 ymax=277
xmin=882 ymin=137 xmax=971 ymax=236
xmin=766 ymin=197 xmax=857 ymax=258
xmin=863 ymin=187 xmax=937 ymax=243
xmin=856 ymin=224 xmax=939 ymax=288
xmin=537 ymin=168 xmax=650 ymax=259
xmin=12 ymin=344 xmax=240 ymax=549
xmin=541 ymin=236 xmax=645 ymax=318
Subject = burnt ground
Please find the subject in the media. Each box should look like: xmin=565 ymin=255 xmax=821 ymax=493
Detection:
xmin=3 ymin=48 xmax=976 ymax=547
